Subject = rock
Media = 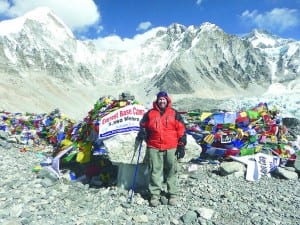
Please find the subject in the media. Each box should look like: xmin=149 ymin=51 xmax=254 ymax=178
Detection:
xmin=104 ymin=133 xmax=148 ymax=164
xmin=196 ymin=207 xmax=215 ymax=220
xmin=219 ymin=161 xmax=246 ymax=176
xmin=0 ymin=140 xmax=8 ymax=147
xmin=181 ymin=135 xmax=202 ymax=163
xmin=133 ymin=214 xmax=148 ymax=223
xmin=2 ymin=220 xmax=22 ymax=225
xmin=181 ymin=210 xmax=198 ymax=224
xmin=273 ymin=167 xmax=299 ymax=180
xmin=9 ymin=204 xmax=23 ymax=218
xmin=294 ymin=151 xmax=300 ymax=172
xmin=7 ymin=136 xmax=17 ymax=143
xmin=0 ymin=130 xmax=9 ymax=140
xmin=37 ymin=167 xmax=59 ymax=182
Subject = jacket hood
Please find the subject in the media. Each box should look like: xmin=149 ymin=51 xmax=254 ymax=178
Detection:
xmin=153 ymin=95 xmax=172 ymax=110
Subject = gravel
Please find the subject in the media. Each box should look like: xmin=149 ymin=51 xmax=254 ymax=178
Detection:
xmin=0 ymin=144 xmax=299 ymax=225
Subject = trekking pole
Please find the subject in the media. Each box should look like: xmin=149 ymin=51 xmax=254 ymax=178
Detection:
xmin=130 ymin=142 xmax=138 ymax=164
xmin=128 ymin=141 xmax=143 ymax=203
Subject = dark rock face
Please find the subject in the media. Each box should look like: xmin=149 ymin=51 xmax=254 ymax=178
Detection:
xmin=153 ymin=67 xmax=194 ymax=94
xmin=282 ymin=117 xmax=300 ymax=128
xmin=282 ymin=117 xmax=300 ymax=140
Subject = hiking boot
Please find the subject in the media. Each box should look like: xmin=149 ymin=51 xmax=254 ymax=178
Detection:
xmin=149 ymin=196 xmax=160 ymax=207
xmin=168 ymin=196 xmax=177 ymax=206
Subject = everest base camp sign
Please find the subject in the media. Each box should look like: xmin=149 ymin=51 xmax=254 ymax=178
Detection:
xmin=99 ymin=104 xmax=145 ymax=139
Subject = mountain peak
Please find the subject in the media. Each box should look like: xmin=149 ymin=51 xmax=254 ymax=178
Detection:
xmin=200 ymin=22 xmax=220 ymax=30
xmin=243 ymin=29 xmax=291 ymax=48
xmin=0 ymin=7 xmax=74 ymax=38
xmin=23 ymin=6 xmax=54 ymax=20
xmin=166 ymin=23 xmax=186 ymax=35
xmin=25 ymin=7 xmax=74 ymax=38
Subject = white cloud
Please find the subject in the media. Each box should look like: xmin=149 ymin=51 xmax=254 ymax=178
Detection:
xmin=95 ymin=25 xmax=104 ymax=34
xmin=93 ymin=35 xmax=132 ymax=51
xmin=0 ymin=0 xmax=100 ymax=31
xmin=241 ymin=8 xmax=299 ymax=32
xmin=196 ymin=0 xmax=203 ymax=5
xmin=136 ymin=21 xmax=152 ymax=31
xmin=93 ymin=27 xmax=165 ymax=51
xmin=0 ymin=0 xmax=10 ymax=13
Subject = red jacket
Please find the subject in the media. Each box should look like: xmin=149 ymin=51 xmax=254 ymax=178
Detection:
xmin=139 ymin=97 xmax=186 ymax=150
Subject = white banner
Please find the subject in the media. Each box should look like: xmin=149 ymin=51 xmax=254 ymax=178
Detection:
xmin=230 ymin=153 xmax=280 ymax=181
xmin=246 ymin=153 xmax=280 ymax=181
xmin=246 ymin=158 xmax=260 ymax=181
xmin=99 ymin=104 xmax=145 ymax=139
xmin=48 ymin=146 xmax=73 ymax=178
xmin=254 ymin=152 xmax=280 ymax=175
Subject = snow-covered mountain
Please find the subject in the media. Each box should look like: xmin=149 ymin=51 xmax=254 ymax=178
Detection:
xmin=243 ymin=29 xmax=300 ymax=87
xmin=0 ymin=7 xmax=299 ymax=120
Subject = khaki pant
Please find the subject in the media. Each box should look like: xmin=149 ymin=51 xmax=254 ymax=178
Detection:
xmin=148 ymin=148 xmax=178 ymax=197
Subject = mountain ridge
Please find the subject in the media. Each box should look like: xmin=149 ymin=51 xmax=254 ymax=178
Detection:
xmin=0 ymin=7 xmax=299 ymax=120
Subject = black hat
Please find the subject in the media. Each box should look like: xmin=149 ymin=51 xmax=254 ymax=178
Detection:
xmin=156 ymin=91 xmax=168 ymax=99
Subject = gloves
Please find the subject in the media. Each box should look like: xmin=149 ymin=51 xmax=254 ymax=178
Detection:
xmin=136 ymin=128 xmax=146 ymax=142
xmin=134 ymin=128 xmax=146 ymax=150
xmin=175 ymin=145 xmax=185 ymax=159
xmin=134 ymin=137 xmax=141 ymax=151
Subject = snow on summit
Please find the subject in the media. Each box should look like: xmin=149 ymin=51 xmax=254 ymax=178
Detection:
xmin=249 ymin=30 xmax=277 ymax=48
xmin=0 ymin=7 xmax=74 ymax=38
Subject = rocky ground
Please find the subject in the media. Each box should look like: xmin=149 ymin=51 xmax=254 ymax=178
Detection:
xmin=0 ymin=142 xmax=299 ymax=225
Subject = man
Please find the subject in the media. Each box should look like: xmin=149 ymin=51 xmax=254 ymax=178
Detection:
xmin=136 ymin=91 xmax=186 ymax=207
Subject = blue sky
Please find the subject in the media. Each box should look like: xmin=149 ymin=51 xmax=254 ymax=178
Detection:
xmin=0 ymin=0 xmax=300 ymax=40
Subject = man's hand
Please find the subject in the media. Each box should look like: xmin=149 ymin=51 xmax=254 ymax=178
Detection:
xmin=134 ymin=128 xmax=146 ymax=150
xmin=134 ymin=137 xmax=141 ymax=151
xmin=175 ymin=145 xmax=185 ymax=159
xmin=136 ymin=128 xmax=146 ymax=142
